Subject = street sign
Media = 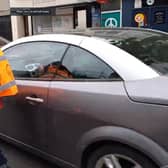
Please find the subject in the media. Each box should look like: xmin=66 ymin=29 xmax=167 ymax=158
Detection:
xmin=11 ymin=8 xmax=53 ymax=16
xmin=101 ymin=11 xmax=121 ymax=28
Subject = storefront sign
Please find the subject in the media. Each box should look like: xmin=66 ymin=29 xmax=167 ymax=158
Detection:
xmin=101 ymin=11 xmax=121 ymax=28
xmin=11 ymin=8 xmax=53 ymax=16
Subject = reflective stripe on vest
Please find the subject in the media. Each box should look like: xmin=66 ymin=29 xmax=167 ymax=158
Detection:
xmin=0 ymin=80 xmax=16 ymax=91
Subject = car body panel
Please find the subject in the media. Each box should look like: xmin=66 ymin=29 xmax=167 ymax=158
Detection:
xmin=0 ymin=80 xmax=49 ymax=151
xmin=47 ymin=81 xmax=127 ymax=163
xmin=47 ymin=80 xmax=168 ymax=167
xmin=77 ymin=126 xmax=168 ymax=167
xmin=125 ymin=76 xmax=168 ymax=105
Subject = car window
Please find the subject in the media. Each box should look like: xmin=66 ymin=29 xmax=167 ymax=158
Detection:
xmin=4 ymin=42 xmax=68 ymax=79
xmin=56 ymin=45 xmax=121 ymax=80
xmin=111 ymin=35 xmax=168 ymax=75
xmin=94 ymin=29 xmax=168 ymax=75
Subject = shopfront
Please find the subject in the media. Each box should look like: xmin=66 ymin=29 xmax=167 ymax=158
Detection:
xmin=33 ymin=2 xmax=100 ymax=34
xmin=11 ymin=1 xmax=101 ymax=37
xmin=122 ymin=0 xmax=168 ymax=32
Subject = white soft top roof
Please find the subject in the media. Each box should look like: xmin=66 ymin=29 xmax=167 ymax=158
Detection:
xmin=2 ymin=34 xmax=159 ymax=81
xmin=2 ymin=34 xmax=86 ymax=50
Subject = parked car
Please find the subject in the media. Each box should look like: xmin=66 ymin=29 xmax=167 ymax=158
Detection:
xmin=1 ymin=28 xmax=168 ymax=168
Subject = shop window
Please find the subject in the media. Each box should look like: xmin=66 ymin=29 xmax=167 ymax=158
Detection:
xmin=101 ymin=0 xmax=120 ymax=11
xmin=4 ymin=42 xmax=68 ymax=79
xmin=60 ymin=46 xmax=120 ymax=80
xmin=52 ymin=15 xmax=73 ymax=31
xmin=32 ymin=16 xmax=52 ymax=34
xmin=0 ymin=16 xmax=12 ymax=40
xmin=52 ymin=7 xmax=73 ymax=31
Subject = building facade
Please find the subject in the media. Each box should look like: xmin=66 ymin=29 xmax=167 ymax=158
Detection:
xmin=0 ymin=0 xmax=12 ymax=40
xmin=10 ymin=0 xmax=101 ymax=40
xmin=10 ymin=0 xmax=168 ymax=40
xmin=99 ymin=0 xmax=168 ymax=32
xmin=122 ymin=0 xmax=168 ymax=32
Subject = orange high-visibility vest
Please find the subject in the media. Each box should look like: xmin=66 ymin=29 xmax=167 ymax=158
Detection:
xmin=0 ymin=50 xmax=18 ymax=97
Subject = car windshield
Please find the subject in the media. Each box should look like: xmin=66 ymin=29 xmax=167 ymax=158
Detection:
xmin=93 ymin=29 xmax=168 ymax=75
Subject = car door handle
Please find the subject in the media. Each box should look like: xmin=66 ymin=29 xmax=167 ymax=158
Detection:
xmin=25 ymin=96 xmax=44 ymax=103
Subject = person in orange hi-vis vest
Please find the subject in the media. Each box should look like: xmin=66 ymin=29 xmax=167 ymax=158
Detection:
xmin=0 ymin=50 xmax=18 ymax=97
xmin=0 ymin=49 xmax=18 ymax=168
xmin=0 ymin=49 xmax=18 ymax=108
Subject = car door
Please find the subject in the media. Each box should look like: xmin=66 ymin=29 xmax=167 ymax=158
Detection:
xmin=47 ymin=45 xmax=123 ymax=163
xmin=0 ymin=41 xmax=68 ymax=152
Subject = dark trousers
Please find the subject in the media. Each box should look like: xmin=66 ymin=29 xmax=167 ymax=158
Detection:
xmin=0 ymin=150 xmax=8 ymax=168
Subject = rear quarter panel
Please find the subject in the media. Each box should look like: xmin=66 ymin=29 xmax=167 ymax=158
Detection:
xmin=47 ymin=80 xmax=168 ymax=166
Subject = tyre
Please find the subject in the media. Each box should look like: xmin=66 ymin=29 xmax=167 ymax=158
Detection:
xmin=86 ymin=144 xmax=158 ymax=168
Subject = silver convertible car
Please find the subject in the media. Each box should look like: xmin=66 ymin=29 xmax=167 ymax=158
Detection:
xmin=1 ymin=28 xmax=168 ymax=168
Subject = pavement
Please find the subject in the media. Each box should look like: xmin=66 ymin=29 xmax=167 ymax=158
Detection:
xmin=0 ymin=140 xmax=56 ymax=168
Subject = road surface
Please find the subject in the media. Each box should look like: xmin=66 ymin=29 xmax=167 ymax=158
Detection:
xmin=0 ymin=139 xmax=56 ymax=168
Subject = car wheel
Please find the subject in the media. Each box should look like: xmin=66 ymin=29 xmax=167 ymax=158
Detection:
xmin=86 ymin=144 xmax=158 ymax=168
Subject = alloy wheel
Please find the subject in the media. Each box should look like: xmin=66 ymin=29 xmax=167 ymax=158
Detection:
xmin=95 ymin=154 xmax=142 ymax=168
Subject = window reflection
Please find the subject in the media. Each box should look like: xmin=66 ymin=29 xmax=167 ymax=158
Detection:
xmin=60 ymin=46 xmax=121 ymax=80
xmin=4 ymin=42 xmax=68 ymax=79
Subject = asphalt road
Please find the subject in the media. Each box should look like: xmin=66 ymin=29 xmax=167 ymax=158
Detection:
xmin=0 ymin=140 xmax=56 ymax=168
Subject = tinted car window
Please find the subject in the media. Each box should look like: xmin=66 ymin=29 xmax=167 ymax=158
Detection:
xmin=60 ymin=45 xmax=120 ymax=80
xmin=94 ymin=29 xmax=168 ymax=75
xmin=4 ymin=42 xmax=68 ymax=79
